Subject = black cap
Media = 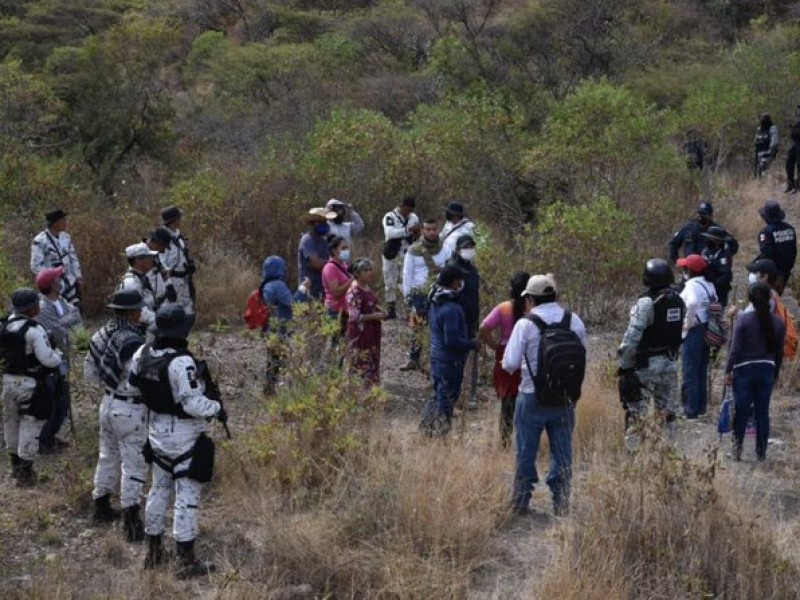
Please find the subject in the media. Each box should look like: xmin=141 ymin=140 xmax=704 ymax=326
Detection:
xmin=149 ymin=227 xmax=173 ymax=248
xmin=701 ymin=226 xmax=727 ymax=241
xmin=161 ymin=205 xmax=183 ymax=225
xmin=46 ymin=209 xmax=67 ymax=226
xmin=758 ymin=199 xmax=785 ymax=222
xmin=106 ymin=289 xmax=146 ymax=310
xmin=444 ymin=201 xmax=465 ymax=217
xmin=696 ymin=202 xmax=713 ymax=216
xmin=155 ymin=304 xmax=191 ymax=339
xmin=438 ymin=264 xmax=466 ymax=287
xmin=455 ymin=234 xmax=476 ymax=250
xmin=400 ymin=195 xmax=416 ymax=208
xmin=747 ymin=258 xmax=779 ymax=275
xmin=11 ymin=288 xmax=39 ymax=313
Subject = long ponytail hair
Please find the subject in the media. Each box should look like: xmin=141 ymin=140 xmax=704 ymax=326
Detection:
xmin=749 ymin=282 xmax=778 ymax=355
xmin=510 ymin=271 xmax=530 ymax=322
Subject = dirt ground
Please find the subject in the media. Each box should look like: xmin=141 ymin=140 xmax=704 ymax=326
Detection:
xmin=3 ymin=182 xmax=800 ymax=599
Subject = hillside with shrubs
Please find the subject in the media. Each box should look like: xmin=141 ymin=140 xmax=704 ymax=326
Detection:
xmin=4 ymin=1 xmax=800 ymax=598
xmin=4 ymin=0 xmax=800 ymax=314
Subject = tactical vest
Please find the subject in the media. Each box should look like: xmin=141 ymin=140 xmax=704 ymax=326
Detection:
xmin=0 ymin=316 xmax=44 ymax=377
xmin=88 ymin=319 xmax=144 ymax=390
xmin=130 ymin=344 xmax=193 ymax=418
xmin=755 ymin=128 xmax=771 ymax=152
xmin=636 ymin=289 xmax=685 ymax=363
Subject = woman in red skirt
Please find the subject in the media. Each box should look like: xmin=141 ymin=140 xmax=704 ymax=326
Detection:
xmin=346 ymin=258 xmax=387 ymax=386
xmin=479 ymin=272 xmax=530 ymax=447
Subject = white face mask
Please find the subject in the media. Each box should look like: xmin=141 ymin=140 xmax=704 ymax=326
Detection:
xmin=454 ymin=281 xmax=465 ymax=293
xmin=459 ymin=248 xmax=476 ymax=261
xmin=339 ymin=249 xmax=351 ymax=263
xmin=748 ymin=272 xmax=759 ymax=285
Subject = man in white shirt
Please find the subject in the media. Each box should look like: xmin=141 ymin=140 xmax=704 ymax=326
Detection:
xmin=382 ymin=196 xmax=420 ymax=319
xmin=400 ymin=219 xmax=451 ymax=371
xmin=326 ymin=198 xmax=365 ymax=250
xmin=440 ymin=201 xmax=477 ymax=258
xmin=30 ymin=209 xmax=83 ymax=307
xmin=677 ymin=253 xmax=715 ymax=419
xmin=502 ymin=274 xmax=587 ymax=516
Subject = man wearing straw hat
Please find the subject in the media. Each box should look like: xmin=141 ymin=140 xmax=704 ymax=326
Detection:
xmin=298 ymin=207 xmax=337 ymax=300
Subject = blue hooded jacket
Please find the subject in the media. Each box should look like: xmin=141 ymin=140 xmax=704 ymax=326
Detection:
xmin=428 ymin=285 xmax=476 ymax=362
xmin=261 ymin=256 xmax=293 ymax=326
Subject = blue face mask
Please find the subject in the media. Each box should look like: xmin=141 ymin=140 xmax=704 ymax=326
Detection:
xmin=314 ymin=223 xmax=330 ymax=236
xmin=339 ymin=249 xmax=351 ymax=263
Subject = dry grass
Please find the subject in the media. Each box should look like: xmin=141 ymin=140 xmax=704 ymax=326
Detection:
xmin=194 ymin=240 xmax=259 ymax=327
xmin=537 ymin=421 xmax=800 ymax=599
xmin=720 ymin=170 xmax=778 ymax=246
xmin=214 ymin=423 xmax=509 ymax=598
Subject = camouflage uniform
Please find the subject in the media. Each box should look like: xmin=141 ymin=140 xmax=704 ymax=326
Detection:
xmin=619 ymin=296 xmax=681 ymax=421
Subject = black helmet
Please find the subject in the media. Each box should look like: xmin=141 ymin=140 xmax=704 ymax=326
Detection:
xmin=642 ymin=258 xmax=673 ymax=289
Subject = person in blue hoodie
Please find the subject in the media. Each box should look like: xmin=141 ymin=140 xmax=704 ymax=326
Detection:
xmin=259 ymin=256 xmax=309 ymax=392
xmin=419 ymin=265 xmax=478 ymax=436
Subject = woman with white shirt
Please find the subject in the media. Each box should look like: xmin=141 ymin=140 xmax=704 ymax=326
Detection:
xmin=677 ymin=254 xmax=716 ymax=419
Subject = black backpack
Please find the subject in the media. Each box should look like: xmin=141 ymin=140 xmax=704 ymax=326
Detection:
xmin=0 ymin=316 xmax=37 ymax=375
xmin=525 ymin=311 xmax=586 ymax=406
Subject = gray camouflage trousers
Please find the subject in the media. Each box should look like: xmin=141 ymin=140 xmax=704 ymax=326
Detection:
xmin=2 ymin=375 xmax=44 ymax=461
xmin=628 ymin=355 xmax=680 ymax=419
xmin=92 ymin=395 xmax=148 ymax=508
xmin=145 ymin=459 xmax=203 ymax=542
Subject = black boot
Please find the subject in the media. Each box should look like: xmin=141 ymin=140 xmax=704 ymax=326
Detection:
xmin=386 ymin=302 xmax=397 ymax=320
xmin=175 ymin=539 xmax=216 ymax=578
xmin=144 ymin=534 xmax=165 ymax=569
xmin=93 ymin=494 xmax=121 ymax=524
xmin=9 ymin=453 xmax=21 ymax=479
xmin=15 ymin=459 xmax=37 ymax=488
xmin=122 ymin=505 xmax=145 ymax=542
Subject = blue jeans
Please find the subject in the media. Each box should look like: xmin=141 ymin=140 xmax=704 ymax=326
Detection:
xmin=512 ymin=390 xmax=575 ymax=512
xmin=420 ymin=358 xmax=466 ymax=434
xmin=681 ymin=325 xmax=710 ymax=418
xmin=732 ymin=362 xmax=776 ymax=458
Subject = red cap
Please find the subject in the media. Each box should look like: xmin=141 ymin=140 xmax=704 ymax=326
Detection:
xmin=35 ymin=266 xmax=65 ymax=292
xmin=676 ymin=254 xmax=707 ymax=274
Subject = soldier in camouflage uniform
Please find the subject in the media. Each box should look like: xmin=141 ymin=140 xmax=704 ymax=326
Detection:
xmin=618 ymin=259 xmax=686 ymax=449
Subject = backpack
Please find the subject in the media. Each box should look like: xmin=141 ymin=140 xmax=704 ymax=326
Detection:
xmin=524 ymin=310 xmax=586 ymax=406
xmin=0 ymin=316 xmax=37 ymax=375
xmin=698 ymin=283 xmax=727 ymax=348
xmin=243 ymin=287 xmax=270 ymax=330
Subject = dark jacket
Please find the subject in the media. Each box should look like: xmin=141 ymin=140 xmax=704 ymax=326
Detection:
xmin=701 ymin=246 xmax=734 ymax=307
xmin=447 ymin=255 xmax=480 ymax=334
xmin=758 ymin=221 xmax=797 ymax=278
xmin=668 ymin=220 xmax=739 ymax=262
xmin=725 ymin=311 xmax=785 ymax=376
xmin=428 ymin=286 xmax=476 ymax=362
xmin=261 ymin=256 xmax=293 ymax=330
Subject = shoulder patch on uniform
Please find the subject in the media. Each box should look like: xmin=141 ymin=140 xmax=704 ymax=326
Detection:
xmin=386 ymin=216 xmax=394 ymax=226
xmin=186 ymin=365 xmax=198 ymax=389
